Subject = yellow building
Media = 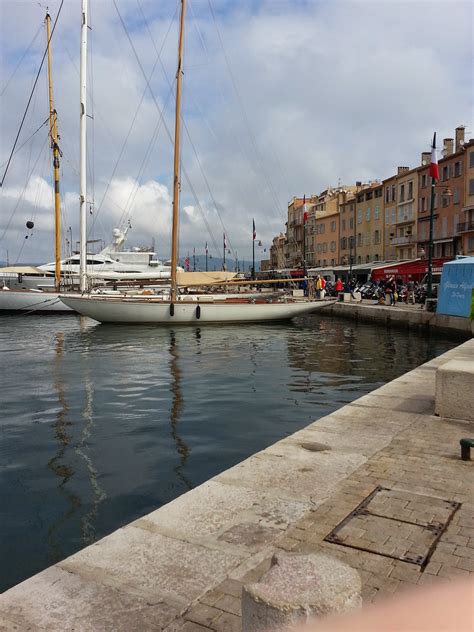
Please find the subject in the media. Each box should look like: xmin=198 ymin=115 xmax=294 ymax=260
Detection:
xmin=354 ymin=182 xmax=384 ymax=264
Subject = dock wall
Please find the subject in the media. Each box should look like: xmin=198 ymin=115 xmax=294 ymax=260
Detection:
xmin=328 ymin=302 xmax=473 ymax=337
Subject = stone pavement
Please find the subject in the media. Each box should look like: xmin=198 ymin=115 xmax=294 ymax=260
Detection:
xmin=1 ymin=339 xmax=473 ymax=631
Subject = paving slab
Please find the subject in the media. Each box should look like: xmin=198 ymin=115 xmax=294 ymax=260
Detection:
xmin=137 ymin=480 xmax=310 ymax=542
xmin=59 ymin=525 xmax=241 ymax=607
xmin=1 ymin=565 xmax=177 ymax=631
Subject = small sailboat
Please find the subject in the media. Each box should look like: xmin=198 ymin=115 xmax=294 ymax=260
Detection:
xmin=61 ymin=0 xmax=334 ymax=324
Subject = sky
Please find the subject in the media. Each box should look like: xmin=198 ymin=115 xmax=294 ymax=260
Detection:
xmin=0 ymin=0 xmax=473 ymax=266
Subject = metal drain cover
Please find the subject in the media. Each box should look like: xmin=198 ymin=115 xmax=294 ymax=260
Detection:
xmin=324 ymin=486 xmax=460 ymax=567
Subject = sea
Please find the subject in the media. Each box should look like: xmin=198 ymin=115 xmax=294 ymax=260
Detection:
xmin=0 ymin=313 xmax=459 ymax=592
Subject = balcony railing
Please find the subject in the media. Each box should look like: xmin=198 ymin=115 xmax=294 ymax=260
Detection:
xmin=390 ymin=235 xmax=415 ymax=245
xmin=457 ymin=221 xmax=474 ymax=233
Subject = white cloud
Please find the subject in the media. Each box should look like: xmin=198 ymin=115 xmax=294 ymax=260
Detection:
xmin=1 ymin=0 xmax=472 ymax=264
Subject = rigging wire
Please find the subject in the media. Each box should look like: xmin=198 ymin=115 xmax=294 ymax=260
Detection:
xmin=90 ymin=2 xmax=178 ymax=235
xmin=112 ymin=0 xmax=220 ymax=257
xmin=0 ymin=22 xmax=43 ymax=97
xmin=207 ymin=0 xmax=285 ymax=219
xmin=0 ymin=0 xmax=64 ymax=188
xmin=0 ymin=117 xmax=49 ymax=171
xmin=0 ymin=134 xmax=49 ymax=245
xmin=133 ymin=0 xmax=224 ymax=258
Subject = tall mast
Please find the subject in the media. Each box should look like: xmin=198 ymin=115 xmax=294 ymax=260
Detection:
xmin=79 ymin=0 xmax=88 ymax=292
xmin=45 ymin=11 xmax=61 ymax=291
xmin=170 ymin=0 xmax=186 ymax=303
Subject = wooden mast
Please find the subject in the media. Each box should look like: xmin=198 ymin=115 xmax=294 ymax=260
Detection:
xmin=45 ymin=11 xmax=61 ymax=291
xmin=170 ymin=0 xmax=186 ymax=304
xmin=79 ymin=0 xmax=88 ymax=293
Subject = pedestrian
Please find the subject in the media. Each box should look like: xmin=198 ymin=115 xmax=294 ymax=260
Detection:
xmin=315 ymin=275 xmax=322 ymax=299
xmin=335 ymin=277 xmax=343 ymax=292
xmin=385 ymin=275 xmax=396 ymax=306
xmin=320 ymin=276 xmax=326 ymax=299
xmin=407 ymin=279 xmax=415 ymax=304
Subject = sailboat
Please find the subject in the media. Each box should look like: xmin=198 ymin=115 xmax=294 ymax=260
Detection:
xmin=0 ymin=9 xmax=73 ymax=313
xmin=61 ymin=0 xmax=334 ymax=324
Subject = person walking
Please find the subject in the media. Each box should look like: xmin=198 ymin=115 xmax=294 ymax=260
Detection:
xmin=335 ymin=277 xmax=343 ymax=292
xmin=315 ymin=275 xmax=322 ymax=299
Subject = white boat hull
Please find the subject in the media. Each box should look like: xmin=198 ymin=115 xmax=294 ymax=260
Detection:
xmin=60 ymin=295 xmax=335 ymax=324
xmin=0 ymin=289 xmax=74 ymax=313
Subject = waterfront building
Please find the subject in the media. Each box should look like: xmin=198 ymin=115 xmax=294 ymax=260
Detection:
xmin=339 ymin=194 xmax=356 ymax=265
xmin=284 ymin=196 xmax=317 ymax=268
xmin=270 ymin=233 xmax=286 ymax=269
xmin=417 ymin=129 xmax=466 ymax=259
xmin=306 ymin=186 xmax=357 ymax=267
xmin=354 ymin=181 xmax=384 ymax=264
xmin=383 ymin=166 xmax=419 ymax=261
xmin=459 ymin=135 xmax=474 ymax=256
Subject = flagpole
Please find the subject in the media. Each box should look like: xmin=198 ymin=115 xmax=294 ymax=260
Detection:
xmin=302 ymin=196 xmax=307 ymax=276
xmin=427 ymin=132 xmax=438 ymax=301
xmin=193 ymin=247 xmax=195 ymax=271
xmin=223 ymin=233 xmax=226 ymax=271
xmin=205 ymin=243 xmax=208 ymax=271
xmin=252 ymin=220 xmax=255 ymax=280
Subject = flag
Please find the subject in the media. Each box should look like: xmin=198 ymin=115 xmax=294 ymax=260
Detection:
xmin=429 ymin=132 xmax=439 ymax=181
xmin=252 ymin=219 xmax=256 ymax=240
xmin=303 ymin=194 xmax=308 ymax=223
xmin=223 ymin=233 xmax=227 ymax=249
xmin=205 ymin=241 xmax=208 ymax=254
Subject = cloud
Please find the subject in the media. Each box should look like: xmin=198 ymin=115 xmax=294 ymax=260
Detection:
xmin=1 ymin=0 xmax=472 ymax=265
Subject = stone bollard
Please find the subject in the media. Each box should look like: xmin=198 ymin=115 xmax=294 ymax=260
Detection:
xmin=241 ymin=552 xmax=361 ymax=632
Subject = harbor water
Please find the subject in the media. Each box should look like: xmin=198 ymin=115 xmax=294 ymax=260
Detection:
xmin=0 ymin=313 xmax=458 ymax=592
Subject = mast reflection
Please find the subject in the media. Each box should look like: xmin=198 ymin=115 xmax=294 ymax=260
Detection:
xmin=169 ymin=331 xmax=192 ymax=491
xmin=76 ymin=318 xmax=107 ymax=544
xmin=47 ymin=332 xmax=80 ymax=562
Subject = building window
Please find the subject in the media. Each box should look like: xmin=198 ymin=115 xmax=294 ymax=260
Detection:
xmin=385 ymin=208 xmax=390 ymax=223
xmin=385 ymin=187 xmax=390 ymax=203
xmin=421 ymin=174 xmax=427 ymax=188
xmin=357 ymin=209 xmax=362 ymax=224
xmin=391 ymin=185 xmax=396 ymax=201
xmin=366 ymin=191 xmax=373 ymax=200
xmin=350 ymin=217 xmax=354 ymax=229
xmin=392 ymin=209 xmax=396 ymax=224
xmin=357 ymin=233 xmax=362 ymax=246
xmin=341 ymin=237 xmax=347 ymax=249
xmin=470 ymin=179 xmax=474 ymax=196
xmin=454 ymin=161 xmax=462 ymax=177
xmin=322 ymin=243 xmax=327 ymax=253
xmin=366 ymin=207 xmax=371 ymax=221
xmin=399 ymin=184 xmax=405 ymax=202
xmin=342 ymin=219 xmax=346 ymax=231
xmin=453 ymin=188 xmax=460 ymax=204
xmin=470 ymin=152 xmax=474 ymax=168
xmin=442 ymin=165 xmax=448 ymax=181
xmin=357 ymin=194 xmax=364 ymax=203
xmin=420 ymin=197 xmax=426 ymax=212
xmin=331 ymin=221 xmax=337 ymax=232
xmin=374 ymin=230 xmax=380 ymax=245
xmin=433 ymin=193 xmax=438 ymax=209
xmin=408 ymin=181 xmax=413 ymax=199
xmin=330 ymin=241 xmax=336 ymax=252
xmin=374 ymin=206 xmax=380 ymax=220
xmin=375 ymin=188 xmax=382 ymax=198
xmin=442 ymin=194 xmax=449 ymax=208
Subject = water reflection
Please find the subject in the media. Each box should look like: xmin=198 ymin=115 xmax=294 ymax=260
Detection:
xmin=169 ymin=332 xmax=192 ymax=491
xmin=75 ymin=318 xmax=107 ymax=544
xmin=47 ymin=332 xmax=80 ymax=562
xmin=1 ymin=314 xmax=459 ymax=592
